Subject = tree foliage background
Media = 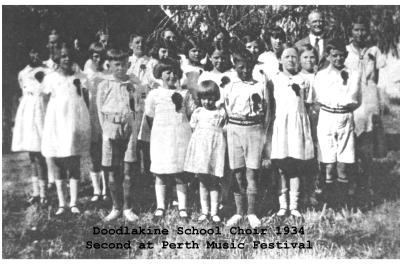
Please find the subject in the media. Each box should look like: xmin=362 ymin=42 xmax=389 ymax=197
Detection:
xmin=3 ymin=5 xmax=400 ymax=153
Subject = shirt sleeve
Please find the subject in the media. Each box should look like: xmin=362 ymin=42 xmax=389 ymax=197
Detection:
xmin=144 ymin=90 xmax=156 ymax=118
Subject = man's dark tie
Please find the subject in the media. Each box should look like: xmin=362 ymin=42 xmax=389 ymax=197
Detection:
xmin=314 ymin=37 xmax=320 ymax=56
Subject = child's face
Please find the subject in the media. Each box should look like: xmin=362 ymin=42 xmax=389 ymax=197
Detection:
xmin=163 ymin=31 xmax=177 ymax=43
xmin=300 ymin=50 xmax=317 ymax=73
xmin=130 ymin=36 xmax=144 ymax=56
xmin=188 ymin=47 xmax=203 ymax=64
xmin=245 ymin=41 xmax=260 ymax=56
xmin=351 ymin=23 xmax=368 ymax=45
xmin=234 ymin=60 xmax=253 ymax=81
xmin=161 ymin=69 xmax=178 ymax=88
xmin=328 ymin=49 xmax=347 ymax=70
xmin=29 ymin=49 xmax=41 ymax=66
xmin=270 ymin=36 xmax=284 ymax=53
xmin=109 ymin=58 xmax=129 ymax=79
xmin=281 ymin=48 xmax=299 ymax=74
xmin=92 ymin=52 xmax=102 ymax=67
xmin=201 ymin=95 xmax=217 ymax=110
xmin=158 ymin=48 xmax=169 ymax=60
xmin=59 ymin=48 xmax=73 ymax=72
xmin=210 ymin=50 xmax=227 ymax=72
xmin=48 ymin=34 xmax=60 ymax=56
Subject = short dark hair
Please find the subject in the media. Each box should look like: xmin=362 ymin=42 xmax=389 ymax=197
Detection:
xmin=149 ymin=39 xmax=178 ymax=60
xmin=351 ymin=15 xmax=370 ymax=30
xmin=198 ymin=80 xmax=220 ymax=101
xmin=232 ymin=49 xmax=255 ymax=65
xmin=153 ymin=58 xmax=182 ymax=79
xmin=326 ymin=39 xmax=347 ymax=54
xmin=106 ymin=48 xmax=129 ymax=61
xmin=89 ymin=42 xmax=106 ymax=55
xmin=182 ymin=36 xmax=206 ymax=57
xmin=264 ymin=26 xmax=286 ymax=45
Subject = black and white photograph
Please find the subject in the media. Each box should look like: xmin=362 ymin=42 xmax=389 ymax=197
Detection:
xmin=2 ymin=3 xmax=400 ymax=259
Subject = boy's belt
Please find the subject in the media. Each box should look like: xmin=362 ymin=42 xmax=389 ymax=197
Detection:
xmin=103 ymin=112 xmax=133 ymax=124
xmin=320 ymin=104 xmax=352 ymax=114
xmin=228 ymin=116 xmax=262 ymax=126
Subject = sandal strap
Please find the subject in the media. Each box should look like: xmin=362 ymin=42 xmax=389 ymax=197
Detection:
xmin=70 ymin=205 xmax=79 ymax=209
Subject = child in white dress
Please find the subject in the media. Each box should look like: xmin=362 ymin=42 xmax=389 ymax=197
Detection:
xmin=84 ymin=42 xmax=108 ymax=202
xmin=41 ymin=43 xmax=91 ymax=216
xmin=12 ymin=46 xmax=49 ymax=205
xmin=298 ymin=44 xmax=320 ymax=203
xmin=145 ymin=58 xmax=192 ymax=221
xmin=184 ymin=80 xmax=227 ymax=223
xmin=270 ymin=47 xmax=314 ymax=218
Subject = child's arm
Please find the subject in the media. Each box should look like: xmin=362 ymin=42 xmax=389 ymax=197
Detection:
xmin=81 ymin=76 xmax=90 ymax=109
xmin=144 ymin=90 xmax=156 ymax=129
xmin=96 ymin=80 xmax=107 ymax=129
xmin=263 ymin=78 xmax=274 ymax=130
xmin=189 ymin=108 xmax=200 ymax=130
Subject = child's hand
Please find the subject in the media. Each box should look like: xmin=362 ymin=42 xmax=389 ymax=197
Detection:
xmin=261 ymin=159 xmax=272 ymax=170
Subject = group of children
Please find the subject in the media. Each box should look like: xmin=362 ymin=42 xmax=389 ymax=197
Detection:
xmin=12 ymin=14 xmax=387 ymax=228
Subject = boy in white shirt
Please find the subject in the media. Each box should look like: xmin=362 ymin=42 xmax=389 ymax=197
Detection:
xmin=313 ymin=39 xmax=361 ymax=208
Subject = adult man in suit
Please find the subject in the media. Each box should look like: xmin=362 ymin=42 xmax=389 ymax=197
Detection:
xmin=295 ymin=10 xmax=329 ymax=70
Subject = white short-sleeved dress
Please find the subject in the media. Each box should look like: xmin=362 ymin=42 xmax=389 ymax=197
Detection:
xmin=184 ymin=107 xmax=227 ymax=177
xmin=270 ymin=72 xmax=314 ymax=160
xmin=41 ymin=71 xmax=91 ymax=157
xmin=145 ymin=87 xmax=192 ymax=174
xmin=12 ymin=65 xmax=49 ymax=152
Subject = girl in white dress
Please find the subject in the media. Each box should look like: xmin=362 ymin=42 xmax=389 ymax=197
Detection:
xmin=270 ymin=47 xmax=314 ymax=218
xmin=181 ymin=37 xmax=206 ymax=82
xmin=258 ymin=26 xmax=286 ymax=78
xmin=84 ymin=42 xmax=108 ymax=202
xmin=298 ymin=44 xmax=320 ymax=203
xmin=198 ymin=43 xmax=235 ymax=107
xmin=145 ymin=58 xmax=192 ymax=221
xmin=184 ymin=80 xmax=227 ymax=223
xmin=42 ymin=43 xmax=91 ymax=216
xmin=12 ymin=46 xmax=49 ymax=205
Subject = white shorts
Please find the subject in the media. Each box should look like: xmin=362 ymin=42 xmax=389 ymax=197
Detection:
xmin=317 ymin=110 xmax=355 ymax=163
xmin=227 ymin=124 xmax=264 ymax=170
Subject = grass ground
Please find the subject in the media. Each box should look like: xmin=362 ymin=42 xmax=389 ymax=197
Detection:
xmin=3 ymin=110 xmax=400 ymax=258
